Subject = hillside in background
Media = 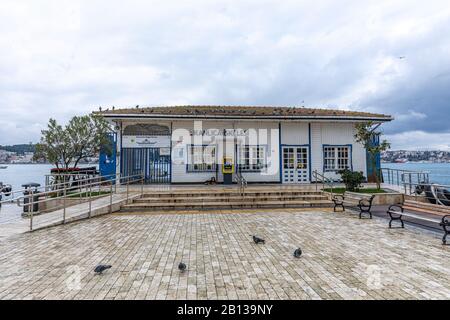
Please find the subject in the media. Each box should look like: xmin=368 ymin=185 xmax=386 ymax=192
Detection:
xmin=0 ymin=144 xmax=36 ymax=155
xmin=382 ymin=150 xmax=450 ymax=163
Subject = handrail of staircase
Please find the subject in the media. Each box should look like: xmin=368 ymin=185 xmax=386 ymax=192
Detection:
xmin=234 ymin=170 xmax=247 ymax=196
xmin=312 ymin=170 xmax=335 ymax=198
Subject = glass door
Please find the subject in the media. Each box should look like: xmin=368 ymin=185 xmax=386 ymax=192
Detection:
xmin=282 ymin=147 xmax=309 ymax=183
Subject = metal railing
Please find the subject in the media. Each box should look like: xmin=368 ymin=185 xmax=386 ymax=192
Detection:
xmin=312 ymin=170 xmax=336 ymax=197
xmin=381 ymin=168 xmax=430 ymax=188
xmin=401 ymin=180 xmax=450 ymax=206
xmin=0 ymin=173 xmax=145 ymax=231
xmin=234 ymin=171 xmax=247 ymax=196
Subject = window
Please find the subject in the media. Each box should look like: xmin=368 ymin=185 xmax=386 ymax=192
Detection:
xmin=323 ymin=146 xmax=351 ymax=171
xmin=238 ymin=146 xmax=267 ymax=172
xmin=187 ymin=145 xmax=217 ymax=172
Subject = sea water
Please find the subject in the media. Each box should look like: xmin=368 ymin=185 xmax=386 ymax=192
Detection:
xmin=381 ymin=162 xmax=450 ymax=186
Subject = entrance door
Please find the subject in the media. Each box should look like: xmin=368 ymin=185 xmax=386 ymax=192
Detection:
xmin=282 ymin=146 xmax=309 ymax=183
xmin=121 ymin=148 xmax=171 ymax=184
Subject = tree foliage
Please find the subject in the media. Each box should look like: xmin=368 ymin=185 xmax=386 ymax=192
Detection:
xmin=34 ymin=115 xmax=112 ymax=169
xmin=354 ymin=121 xmax=391 ymax=190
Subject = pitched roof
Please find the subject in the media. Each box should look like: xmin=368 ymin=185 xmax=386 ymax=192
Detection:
xmin=96 ymin=105 xmax=392 ymax=121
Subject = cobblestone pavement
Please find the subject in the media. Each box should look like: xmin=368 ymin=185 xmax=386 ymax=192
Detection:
xmin=0 ymin=208 xmax=449 ymax=300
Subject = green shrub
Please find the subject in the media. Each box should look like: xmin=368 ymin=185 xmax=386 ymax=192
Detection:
xmin=338 ymin=169 xmax=366 ymax=192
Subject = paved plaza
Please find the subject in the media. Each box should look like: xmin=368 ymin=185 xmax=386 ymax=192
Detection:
xmin=0 ymin=208 xmax=449 ymax=300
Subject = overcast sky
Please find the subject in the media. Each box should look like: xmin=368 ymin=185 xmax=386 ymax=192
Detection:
xmin=0 ymin=0 xmax=449 ymax=150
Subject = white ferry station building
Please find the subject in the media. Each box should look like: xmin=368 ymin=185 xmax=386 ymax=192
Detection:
xmin=98 ymin=106 xmax=392 ymax=185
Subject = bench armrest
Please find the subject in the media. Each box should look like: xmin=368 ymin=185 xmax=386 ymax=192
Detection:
xmin=388 ymin=204 xmax=404 ymax=213
xmin=440 ymin=215 xmax=450 ymax=226
xmin=359 ymin=199 xmax=371 ymax=207
xmin=332 ymin=195 xmax=344 ymax=203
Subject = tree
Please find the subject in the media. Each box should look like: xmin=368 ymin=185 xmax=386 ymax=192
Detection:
xmin=354 ymin=121 xmax=391 ymax=190
xmin=34 ymin=115 xmax=112 ymax=169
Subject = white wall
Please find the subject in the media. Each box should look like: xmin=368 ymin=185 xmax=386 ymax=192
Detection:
xmin=310 ymin=122 xmax=367 ymax=180
xmin=281 ymin=122 xmax=309 ymax=145
xmin=171 ymin=120 xmax=280 ymax=183
xmin=115 ymin=119 xmax=367 ymax=184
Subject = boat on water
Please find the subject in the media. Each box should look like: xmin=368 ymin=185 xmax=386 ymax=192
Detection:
xmin=0 ymin=166 xmax=7 ymax=169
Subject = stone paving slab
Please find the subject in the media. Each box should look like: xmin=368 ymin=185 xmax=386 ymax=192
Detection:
xmin=0 ymin=208 xmax=449 ymax=300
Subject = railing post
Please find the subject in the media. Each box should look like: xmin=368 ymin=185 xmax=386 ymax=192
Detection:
xmin=63 ymin=182 xmax=67 ymax=224
xmin=29 ymin=190 xmax=34 ymax=232
xmin=126 ymin=176 xmax=130 ymax=204
xmin=88 ymin=182 xmax=92 ymax=219
xmin=109 ymin=180 xmax=113 ymax=214
xmin=141 ymin=174 xmax=144 ymax=196
xmin=409 ymin=173 xmax=412 ymax=195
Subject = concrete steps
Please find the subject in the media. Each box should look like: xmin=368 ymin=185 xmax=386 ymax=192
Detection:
xmin=120 ymin=188 xmax=333 ymax=212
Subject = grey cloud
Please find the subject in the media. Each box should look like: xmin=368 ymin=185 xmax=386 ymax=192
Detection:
xmin=0 ymin=0 xmax=449 ymax=149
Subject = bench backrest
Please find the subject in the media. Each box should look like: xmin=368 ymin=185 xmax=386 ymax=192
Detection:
xmin=344 ymin=192 xmax=375 ymax=201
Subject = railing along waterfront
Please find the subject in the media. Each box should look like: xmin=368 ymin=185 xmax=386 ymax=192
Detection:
xmin=380 ymin=168 xmax=430 ymax=189
xmin=400 ymin=180 xmax=450 ymax=206
xmin=0 ymin=173 xmax=145 ymax=231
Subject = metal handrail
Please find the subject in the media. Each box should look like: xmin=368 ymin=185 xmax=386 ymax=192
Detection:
xmin=380 ymin=168 xmax=430 ymax=187
xmin=1 ymin=172 xmax=145 ymax=231
xmin=401 ymin=181 xmax=450 ymax=206
xmin=234 ymin=170 xmax=247 ymax=196
xmin=0 ymin=173 xmax=118 ymax=200
xmin=312 ymin=170 xmax=335 ymax=197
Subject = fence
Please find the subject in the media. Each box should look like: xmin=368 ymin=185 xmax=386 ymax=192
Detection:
xmin=0 ymin=173 xmax=144 ymax=231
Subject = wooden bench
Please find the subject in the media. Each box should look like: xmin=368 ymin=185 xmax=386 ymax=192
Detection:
xmin=332 ymin=192 xmax=376 ymax=219
xmin=387 ymin=200 xmax=450 ymax=245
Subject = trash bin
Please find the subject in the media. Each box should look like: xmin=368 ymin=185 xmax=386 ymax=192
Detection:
xmin=22 ymin=183 xmax=41 ymax=213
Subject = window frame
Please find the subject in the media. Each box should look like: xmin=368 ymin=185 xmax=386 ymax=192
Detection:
xmin=323 ymin=145 xmax=353 ymax=172
xmin=186 ymin=144 xmax=217 ymax=173
xmin=237 ymin=145 xmax=268 ymax=173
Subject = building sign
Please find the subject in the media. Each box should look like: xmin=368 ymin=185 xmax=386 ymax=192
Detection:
xmin=189 ymin=129 xmax=249 ymax=137
xmin=122 ymin=135 xmax=171 ymax=148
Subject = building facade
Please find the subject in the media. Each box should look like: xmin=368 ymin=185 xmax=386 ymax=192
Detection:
xmin=98 ymin=106 xmax=392 ymax=184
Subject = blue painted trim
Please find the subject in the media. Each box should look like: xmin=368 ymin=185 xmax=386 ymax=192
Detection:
xmin=280 ymin=144 xmax=312 ymax=182
xmin=322 ymin=144 xmax=353 ymax=172
xmin=169 ymin=122 xmax=173 ymax=183
xmin=278 ymin=123 xmax=282 ymax=183
xmin=119 ymin=122 xmax=123 ymax=178
xmin=308 ymin=123 xmax=312 ymax=181
xmin=185 ymin=144 xmax=218 ymax=173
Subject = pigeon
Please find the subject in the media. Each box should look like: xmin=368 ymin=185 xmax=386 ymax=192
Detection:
xmin=251 ymin=235 xmax=265 ymax=244
xmin=178 ymin=262 xmax=187 ymax=273
xmin=94 ymin=264 xmax=112 ymax=274
xmin=293 ymin=248 xmax=302 ymax=258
